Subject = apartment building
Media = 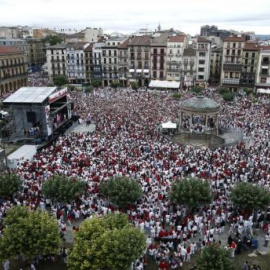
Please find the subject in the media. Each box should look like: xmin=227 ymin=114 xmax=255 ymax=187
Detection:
xmin=255 ymin=46 xmax=270 ymax=89
xmin=0 ymin=46 xmax=28 ymax=94
xmin=209 ymin=47 xmax=222 ymax=85
xmin=150 ymin=32 xmax=170 ymax=80
xmin=166 ymin=35 xmax=187 ymax=82
xmin=128 ymin=36 xmax=151 ymax=87
xmin=26 ymin=38 xmax=46 ymax=71
xmin=195 ymin=37 xmax=211 ymax=86
xmin=46 ymin=44 xmax=66 ymax=80
xmin=102 ymin=37 xmax=127 ymax=86
xmin=66 ymin=42 xmax=89 ymax=84
xmin=92 ymin=42 xmax=104 ymax=80
xmin=84 ymin=43 xmax=93 ymax=84
xmin=221 ymin=35 xmax=246 ymax=91
xmin=241 ymin=42 xmax=259 ymax=88
xmin=182 ymin=48 xmax=197 ymax=89
xmin=118 ymin=38 xmax=129 ymax=87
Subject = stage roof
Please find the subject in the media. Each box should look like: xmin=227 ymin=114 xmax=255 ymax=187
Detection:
xmin=3 ymin=87 xmax=57 ymax=104
xmin=149 ymin=80 xmax=180 ymax=89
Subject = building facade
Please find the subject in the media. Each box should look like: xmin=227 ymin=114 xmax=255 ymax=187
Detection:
xmin=118 ymin=39 xmax=129 ymax=87
xmin=166 ymin=35 xmax=186 ymax=82
xmin=255 ymin=46 xmax=270 ymax=89
xmin=209 ymin=47 xmax=222 ymax=85
xmin=182 ymin=48 xmax=197 ymax=89
xmin=92 ymin=43 xmax=104 ymax=81
xmin=66 ymin=42 xmax=89 ymax=84
xmin=84 ymin=44 xmax=93 ymax=84
xmin=46 ymin=44 xmax=66 ymax=80
xmin=26 ymin=38 xmax=46 ymax=71
xmin=195 ymin=37 xmax=211 ymax=86
xmin=221 ymin=35 xmax=246 ymax=91
xmin=0 ymin=46 xmax=28 ymax=94
xmin=128 ymin=36 xmax=151 ymax=87
xmin=102 ymin=37 xmax=127 ymax=86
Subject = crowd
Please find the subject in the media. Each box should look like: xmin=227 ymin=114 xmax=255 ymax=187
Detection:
xmin=1 ymin=87 xmax=270 ymax=269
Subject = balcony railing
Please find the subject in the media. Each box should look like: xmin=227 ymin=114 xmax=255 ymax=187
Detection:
xmin=222 ymin=78 xmax=240 ymax=85
xmin=1 ymin=72 xmax=28 ymax=80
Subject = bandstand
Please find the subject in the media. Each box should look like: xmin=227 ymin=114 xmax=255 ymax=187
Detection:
xmin=179 ymin=96 xmax=220 ymax=135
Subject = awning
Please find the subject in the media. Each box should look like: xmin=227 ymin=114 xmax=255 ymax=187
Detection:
xmin=144 ymin=69 xmax=149 ymax=73
xmin=257 ymin=88 xmax=270 ymax=94
xmin=129 ymin=69 xmax=135 ymax=72
xmin=149 ymin=80 xmax=180 ymax=89
xmin=161 ymin=121 xmax=177 ymax=129
xmin=136 ymin=69 xmax=142 ymax=73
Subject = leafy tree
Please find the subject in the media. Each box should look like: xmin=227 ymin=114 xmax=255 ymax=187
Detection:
xmin=110 ymin=80 xmax=120 ymax=89
xmin=91 ymin=79 xmax=102 ymax=88
xmin=42 ymin=175 xmax=86 ymax=204
xmin=130 ymin=82 xmax=139 ymax=90
xmin=68 ymin=85 xmax=75 ymax=91
xmin=0 ymin=173 xmax=22 ymax=198
xmin=170 ymin=178 xmax=212 ymax=211
xmin=219 ymin=87 xmax=230 ymax=95
xmin=53 ymin=75 xmax=68 ymax=86
xmin=243 ymin=87 xmax=253 ymax=95
xmin=172 ymin=93 xmax=181 ymax=99
xmin=197 ymin=244 xmax=234 ymax=270
xmin=222 ymin=92 xmax=235 ymax=102
xmin=100 ymin=177 xmax=142 ymax=209
xmin=0 ymin=206 xmax=61 ymax=261
xmin=68 ymin=213 xmax=146 ymax=270
xmin=192 ymin=86 xmax=203 ymax=94
xmin=231 ymin=182 xmax=270 ymax=213
xmin=42 ymin=35 xmax=63 ymax=46
xmin=84 ymin=86 xmax=93 ymax=93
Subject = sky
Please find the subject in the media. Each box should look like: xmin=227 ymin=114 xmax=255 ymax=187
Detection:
xmin=1 ymin=0 xmax=270 ymax=35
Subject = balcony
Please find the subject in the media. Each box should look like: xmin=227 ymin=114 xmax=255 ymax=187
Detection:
xmin=0 ymin=62 xmax=27 ymax=69
xmin=222 ymin=78 xmax=240 ymax=85
xmin=1 ymin=72 xmax=28 ymax=81
xmin=223 ymin=63 xmax=242 ymax=71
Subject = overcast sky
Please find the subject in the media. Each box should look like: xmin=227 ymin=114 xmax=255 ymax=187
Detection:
xmin=1 ymin=0 xmax=270 ymax=35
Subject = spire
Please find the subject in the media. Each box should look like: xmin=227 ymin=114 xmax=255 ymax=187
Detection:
xmin=158 ymin=22 xmax=161 ymax=32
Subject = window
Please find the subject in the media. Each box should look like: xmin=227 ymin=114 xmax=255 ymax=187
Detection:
xmin=245 ymin=52 xmax=248 ymax=58
xmin=198 ymin=75 xmax=204 ymax=80
xmin=199 ymin=60 xmax=205 ymax=65
xmin=198 ymin=67 xmax=204 ymax=72
xmin=199 ymin=52 xmax=206 ymax=57
xmin=260 ymin=77 xmax=266 ymax=83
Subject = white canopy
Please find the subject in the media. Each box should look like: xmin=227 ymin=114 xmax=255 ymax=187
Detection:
xmin=136 ymin=69 xmax=142 ymax=73
xmin=257 ymin=88 xmax=270 ymax=94
xmin=161 ymin=121 xmax=177 ymax=129
xmin=149 ymin=80 xmax=180 ymax=89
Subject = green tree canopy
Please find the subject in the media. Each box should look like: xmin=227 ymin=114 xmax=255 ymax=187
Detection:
xmin=100 ymin=176 xmax=142 ymax=209
xmin=42 ymin=175 xmax=86 ymax=204
xmin=68 ymin=213 xmax=146 ymax=270
xmin=0 ymin=206 xmax=61 ymax=261
xmin=192 ymin=86 xmax=203 ymax=94
xmin=219 ymin=87 xmax=230 ymax=95
xmin=110 ymin=80 xmax=120 ymax=89
xmin=172 ymin=92 xmax=181 ymax=99
xmin=91 ymin=79 xmax=102 ymax=88
xmin=170 ymin=178 xmax=212 ymax=211
xmin=53 ymin=75 xmax=68 ymax=86
xmin=42 ymin=35 xmax=63 ymax=46
xmin=130 ymin=82 xmax=139 ymax=90
xmin=197 ymin=244 xmax=234 ymax=270
xmin=230 ymin=182 xmax=270 ymax=213
xmin=222 ymin=92 xmax=235 ymax=102
xmin=0 ymin=173 xmax=22 ymax=198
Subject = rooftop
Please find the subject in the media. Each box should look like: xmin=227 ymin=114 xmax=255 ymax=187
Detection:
xmin=66 ymin=42 xmax=89 ymax=50
xmin=168 ymin=35 xmax=186 ymax=43
xmin=243 ymin=42 xmax=260 ymax=51
xmin=3 ymin=87 xmax=57 ymax=104
xmin=180 ymin=96 xmax=220 ymax=113
xmin=224 ymin=36 xmax=246 ymax=42
xmin=0 ymin=46 xmax=24 ymax=55
xmin=197 ymin=36 xmax=211 ymax=43
xmin=130 ymin=36 xmax=151 ymax=46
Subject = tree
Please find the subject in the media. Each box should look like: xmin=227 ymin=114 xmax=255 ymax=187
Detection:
xmin=170 ymin=178 xmax=212 ymax=211
xmin=222 ymin=92 xmax=235 ymax=102
xmin=192 ymin=86 xmax=203 ymax=94
xmin=100 ymin=176 xmax=142 ymax=209
xmin=53 ymin=75 xmax=68 ymax=86
xmin=243 ymin=87 xmax=253 ymax=96
xmin=91 ymin=79 xmax=102 ymax=88
xmin=84 ymin=86 xmax=93 ymax=93
xmin=172 ymin=93 xmax=181 ymax=99
xmin=197 ymin=244 xmax=234 ymax=270
xmin=130 ymin=82 xmax=139 ymax=91
xmin=230 ymin=182 xmax=270 ymax=213
xmin=110 ymin=80 xmax=120 ymax=89
xmin=42 ymin=35 xmax=63 ymax=46
xmin=0 ymin=206 xmax=61 ymax=261
xmin=42 ymin=175 xmax=86 ymax=204
xmin=0 ymin=173 xmax=22 ymax=198
xmin=68 ymin=213 xmax=146 ymax=270
xmin=219 ymin=87 xmax=230 ymax=95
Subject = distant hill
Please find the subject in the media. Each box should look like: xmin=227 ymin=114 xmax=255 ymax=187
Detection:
xmin=254 ymin=34 xmax=270 ymax=40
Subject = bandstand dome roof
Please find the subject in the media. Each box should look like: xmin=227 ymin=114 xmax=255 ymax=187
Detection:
xmin=180 ymin=96 xmax=220 ymax=113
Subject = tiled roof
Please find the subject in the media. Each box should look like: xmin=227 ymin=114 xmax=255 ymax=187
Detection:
xmin=118 ymin=38 xmax=129 ymax=49
xmin=66 ymin=32 xmax=85 ymax=39
xmin=243 ymin=42 xmax=260 ymax=51
xmin=260 ymin=45 xmax=270 ymax=50
xmin=224 ymin=36 xmax=245 ymax=42
xmin=0 ymin=46 xmax=23 ymax=55
xmin=183 ymin=48 xmax=196 ymax=56
xmin=66 ymin=42 xmax=88 ymax=50
xmin=197 ymin=36 xmax=211 ymax=43
xmin=84 ymin=44 xmax=93 ymax=52
xmin=151 ymin=32 xmax=170 ymax=46
xmin=168 ymin=35 xmax=186 ymax=43
xmin=130 ymin=36 xmax=151 ymax=46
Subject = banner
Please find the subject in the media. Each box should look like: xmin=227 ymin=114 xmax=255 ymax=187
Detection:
xmin=48 ymin=88 xmax=67 ymax=104
xmin=45 ymin=105 xmax=52 ymax=136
